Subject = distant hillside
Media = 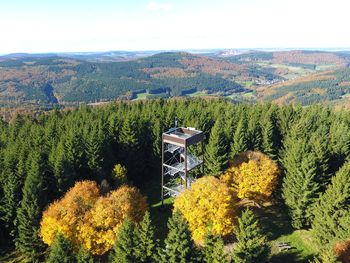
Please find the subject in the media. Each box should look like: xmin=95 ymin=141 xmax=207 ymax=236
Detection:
xmin=0 ymin=50 xmax=350 ymax=107
xmin=257 ymin=68 xmax=350 ymax=105
xmin=221 ymin=50 xmax=350 ymax=80
xmin=0 ymin=52 xmax=280 ymax=106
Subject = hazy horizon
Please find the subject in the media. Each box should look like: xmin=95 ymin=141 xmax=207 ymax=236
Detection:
xmin=2 ymin=47 xmax=350 ymax=57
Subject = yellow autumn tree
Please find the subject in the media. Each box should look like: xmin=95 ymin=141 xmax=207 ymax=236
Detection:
xmin=111 ymin=163 xmax=127 ymax=187
xmin=40 ymin=181 xmax=148 ymax=255
xmin=221 ymin=151 xmax=279 ymax=202
xmin=173 ymin=176 xmax=237 ymax=245
xmin=78 ymin=185 xmax=148 ymax=255
xmin=40 ymin=181 xmax=100 ymax=246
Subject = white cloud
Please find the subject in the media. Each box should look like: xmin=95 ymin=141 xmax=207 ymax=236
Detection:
xmin=146 ymin=1 xmax=172 ymax=12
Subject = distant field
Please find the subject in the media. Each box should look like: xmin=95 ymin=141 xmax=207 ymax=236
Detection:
xmin=187 ymin=91 xmax=208 ymax=97
xmin=257 ymin=68 xmax=350 ymax=105
xmin=135 ymin=92 xmax=148 ymax=100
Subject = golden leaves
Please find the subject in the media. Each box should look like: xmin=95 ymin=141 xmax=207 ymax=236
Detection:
xmin=40 ymin=181 xmax=147 ymax=255
xmin=221 ymin=151 xmax=279 ymax=202
xmin=173 ymin=176 xmax=237 ymax=245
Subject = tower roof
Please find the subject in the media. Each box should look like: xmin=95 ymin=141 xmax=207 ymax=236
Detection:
xmin=162 ymin=127 xmax=204 ymax=147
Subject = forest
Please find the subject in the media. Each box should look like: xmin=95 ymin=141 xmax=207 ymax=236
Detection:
xmin=260 ymin=68 xmax=350 ymax=105
xmin=3 ymin=50 xmax=350 ymax=108
xmin=0 ymin=98 xmax=350 ymax=262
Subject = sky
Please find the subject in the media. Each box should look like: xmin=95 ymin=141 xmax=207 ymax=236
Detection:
xmin=0 ymin=0 xmax=350 ymax=54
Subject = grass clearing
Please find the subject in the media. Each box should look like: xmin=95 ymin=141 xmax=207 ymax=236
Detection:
xmin=187 ymin=91 xmax=208 ymax=97
xmin=256 ymin=205 xmax=318 ymax=263
xmin=270 ymin=230 xmax=317 ymax=263
xmin=134 ymin=92 xmax=148 ymax=100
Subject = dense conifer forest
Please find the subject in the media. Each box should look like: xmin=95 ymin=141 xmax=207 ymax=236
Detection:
xmin=0 ymin=98 xmax=350 ymax=262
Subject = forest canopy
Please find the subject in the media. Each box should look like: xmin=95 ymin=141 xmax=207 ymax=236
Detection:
xmin=0 ymin=98 xmax=350 ymax=262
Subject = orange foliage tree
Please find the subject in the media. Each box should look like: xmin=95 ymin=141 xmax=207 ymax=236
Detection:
xmin=40 ymin=181 xmax=147 ymax=255
xmin=173 ymin=176 xmax=237 ymax=245
xmin=40 ymin=181 xmax=100 ymax=246
xmin=221 ymin=151 xmax=279 ymax=202
xmin=334 ymin=240 xmax=350 ymax=263
xmin=78 ymin=185 xmax=148 ymax=255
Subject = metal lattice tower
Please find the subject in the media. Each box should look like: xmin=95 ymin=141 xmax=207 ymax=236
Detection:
xmin=161 ymin=126 xmax=204 ymax=204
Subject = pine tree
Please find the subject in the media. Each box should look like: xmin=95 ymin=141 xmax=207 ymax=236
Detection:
xmin=15 ymin=151 xmax=48 ymax=258
xmin=76 ymin=246 xmax=94 ymax=263
xmin=205 ymin=118 xmax=228 ymax=175
xmin=133 ymin=211 xmax=157 ymax=262
xmin=109 ymin=218 xmax=137 ymax=263
xmin=312 ymin=161 xmax=350 ymax=247
xmin=202 ymin=233 xmax=228 ymax=263
xmin=232 ymin=209 xmax=270 ymax=263
xmin=46 ymin=233 xmax=75 ymax=263
xmin=158 ymin=210 xmax=198 ymax=263
xmin=231 ymin=117 xmax=248 ymax=158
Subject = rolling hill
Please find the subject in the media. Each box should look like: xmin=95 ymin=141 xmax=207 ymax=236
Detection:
xmin=257 ymin=68 xmax=350 ymax=105
xmin=0 ymin=50 xmax=349 ymax=108
xmin=0 ymin=52 xmax=278 ymax=106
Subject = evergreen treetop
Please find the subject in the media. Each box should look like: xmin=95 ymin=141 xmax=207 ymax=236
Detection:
xmin=232 ymin=208 xmax=270 ymax=263
xmin=46 ymin=233 xmax=75 ymax=263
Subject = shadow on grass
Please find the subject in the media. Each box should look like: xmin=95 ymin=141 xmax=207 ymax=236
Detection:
xmin=150 ymin=203 xmax=173 ymax=242
xmin=139 ymin=179 xmax=174 ymax=242
xmin=253 ymin=204 xmax=316 ymax=263
xmin=255 ymin=204 xmax=294 ymax=241
xmin=269 ymin=249 xmax=314 ymax=263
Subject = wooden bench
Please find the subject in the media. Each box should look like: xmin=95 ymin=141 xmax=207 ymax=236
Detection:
xmin=276 ymin=241 xmax=292 ymax=252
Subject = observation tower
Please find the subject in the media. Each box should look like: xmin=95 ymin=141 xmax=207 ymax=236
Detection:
xmin=161 ymin=125 xmax=204 ymax=204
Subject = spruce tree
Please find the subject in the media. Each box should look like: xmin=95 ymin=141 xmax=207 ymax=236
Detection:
xmin=232 ymin=209 xmax=270 ymax=263
xmin=202 ymin=233 xmax=228 ymax=263
xmin=158 ymin=210 xmax=198 ymax=263
xmin=282 ymin=149 xmax=319 ymax=229
xmin=312 ymin=161 xmax=350 ymax=247
xmin=231 ymin=117 xmax=248 ymax=158
xmin=247 ymin=112 xmax=261 ymax=151
xmin=0 ymin=145 xmax=22 ymax=242
xmin=46 ymin=233 xmax=75 ymax=263
xmin=205 ymin=117 xmax=228 ymax=175
xmin=109 ymin=218 xmax=137 ymax=263
xmin=260 ymin=112 xmax=278 ymax=159
xmin=310 ymin=130 xmax=330 ymax=188
xmin=76 ymin=246 xmax=94 ymax=263
xmin=85 ymin=123 xmax=104 ymax=178
xmin=119 ymin=116 xmax=142 ymax=183
xmin=15 ymin=151 xmax=47 ymax=258
xmin=64 ymin=130 xmax=86 ymax=180
xmin=50 ymin=141 xmax=75 ymax=195
xmin=134 ymin=211 xmax=157 ymax=263
xmin=281 ymin=123 xmax=320 ymax=229
xmin=328 ymin=121 xmax=350 ymax=173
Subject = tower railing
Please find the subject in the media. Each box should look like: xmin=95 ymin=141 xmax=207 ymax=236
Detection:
xmin=161 ymin=127 xmax=204 ymax=204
